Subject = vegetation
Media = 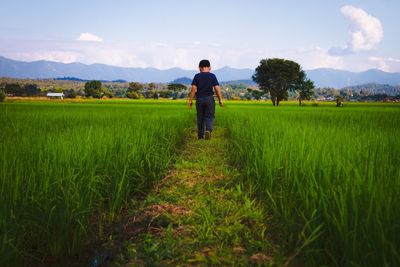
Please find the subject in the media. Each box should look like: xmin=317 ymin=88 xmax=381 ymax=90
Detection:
xmin=113 ymin=128 xmax=282 ymax=266
xmin=297 ymin=76 xmax=315 ymax=106
xmin=1 ymin=99 xmax=399 ymax=266
xmin=246 ymin=87 xmax=264 ymax=100
xmin=167 ymin=83 xmax=187 ymax=92
xmin=252 ymin=58 xmax=312 ymax=106
xmin=1 ymin=77 xmax=398 ymax=102
xmin=3 ymin=83 xmax=40 ymax=96
xmin=0 ymin=100 xmax=191 ymax=266
xmin=219 ymin=102 xmax=400 ymax=266
xmin=84 ymin=80 xmax=103 ymax=98
xmin=0 ymin=89 xmax=5 ymax=102
xmin=342 ymin=83 xmax=400 ymax=96
xmin=126 ymin=82 xmax=143 ymax=99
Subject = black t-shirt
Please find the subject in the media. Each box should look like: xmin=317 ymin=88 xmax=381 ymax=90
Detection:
xmin=191 ymin=72 xmax=219 ymax=98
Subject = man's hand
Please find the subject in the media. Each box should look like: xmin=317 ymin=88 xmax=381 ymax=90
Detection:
xmin=219 ymin=100 xmax=223 ymax=107
xmin=188 ymin=100 xmax=193 ymax=109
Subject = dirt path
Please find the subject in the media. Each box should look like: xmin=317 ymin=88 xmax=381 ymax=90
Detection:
xmin=107 ymin=127 xmax=282 ymax=266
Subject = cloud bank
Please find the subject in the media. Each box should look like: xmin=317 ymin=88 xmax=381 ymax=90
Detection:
xmin=330 ymin=5 xmax=383 ymax=55
xmin=1 ymin=38 xmax=399 ymax=72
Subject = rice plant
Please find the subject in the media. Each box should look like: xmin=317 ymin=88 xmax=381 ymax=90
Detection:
xmin=0 ymin=100 xmax=191 ymax=265
xmin=219 ymin=102 xmax=400 ymax=266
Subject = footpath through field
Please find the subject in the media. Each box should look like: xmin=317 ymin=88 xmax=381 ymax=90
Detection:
xmin=110 ymin=127 xmax=282 ymax=266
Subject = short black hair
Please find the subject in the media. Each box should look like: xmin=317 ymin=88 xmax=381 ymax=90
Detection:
xmin=199 ymin=59 xmax=210 ymax=68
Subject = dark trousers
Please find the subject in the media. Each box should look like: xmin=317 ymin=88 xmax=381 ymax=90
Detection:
xmin=196 ymin=95 xmax=215 ymax=139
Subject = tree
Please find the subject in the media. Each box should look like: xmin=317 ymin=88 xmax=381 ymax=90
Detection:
xmin=296 ymin=76 xmax=315 ymax=106
xmin=102 ymin=88 xmax=114 ymax=98
xmin=158 ymin=90 xmax=174 ymax=98
xmin=128 ymin=82 xmax=143 ymax=92
xmin=252 ymin=58 xmax=305 ymax=106
xmin=24 ymin=84 xmax=40 ymax=96
xmin=152 ymin=91 xmax=159 ymax=99
xmin=247 ymin=88 xmax=264 ymax=100
xmin=148 ymin=82 xmax=156 ymax=91
xmin=167 ymin=83 xmax=187 ymax=92
xmin=5 ymin=83 xmax=23 ymax=96
xmin=126 ymin=82 xmax=143 ymax=99
xmin=0 ymin=89 xmax=5 ymax=102
xmin=84 ymin=80 xmax=103 ymax=98
xmin=63 ymin=89 xmax=77 ymax=99
xmin=244 ymin=91 xmax=252 ymax=100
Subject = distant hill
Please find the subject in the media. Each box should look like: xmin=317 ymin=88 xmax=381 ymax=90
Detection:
xmin=0 ymin=56 xmax=195 ymax=83
xmin=170 ymin=77 xmax=257 ymax=87
xmin=221 ymin=79 xmax=256 ymax=86
xmin=170 ymin=77 xmax=192 ymax=85
xmin=1 ymin=56 xmax=400 ymax=87
xmin=55 ymin=77 xmax=127 ymax=83
xmin=55 ymin=77 xmax=89 ymax=82
xmin=0 ymin=56 xmax=252 ymax=83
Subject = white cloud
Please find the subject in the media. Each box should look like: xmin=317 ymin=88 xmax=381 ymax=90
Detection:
xmin=330 ymin=5 xmax=383 ymax=55
xmin=14 ymin=51 xmax=81 ymax=63
xmin=77 ymin=32 xmax=104 ymax=42
xmin=368 ymin=56 xmax=400 ymax=72
xmin=0 ymin=40 xmax=345 ymax=70
xmin=280 ymin=47 xmax=344 ymax=70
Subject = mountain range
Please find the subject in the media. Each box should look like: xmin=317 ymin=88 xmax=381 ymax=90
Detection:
xmin=1 ymin=56 xmax=400 ymax=88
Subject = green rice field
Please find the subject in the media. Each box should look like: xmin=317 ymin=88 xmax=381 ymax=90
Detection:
xmin=0 ymin=101 xmax=191 ymax=266
xmin=1 ymin=100 xmax=399 ymax=266
xmin=219 ymin=102 xmax=400 ymax=266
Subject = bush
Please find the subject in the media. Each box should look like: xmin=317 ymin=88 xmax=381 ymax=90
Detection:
xmin=103 ymin=89 xmax=114 ymax=98
xmin=336 ymin=96 xmax=344 ymax=107
xmin=311 ymin=100 xmax=319 ymax=107
xmin=64 ymin=90 xmax=77 ymax=99
xmin=126 ymin=91 xmax=141 ymax=99
xmin=0 ymin=89 xmax=5 ymax=102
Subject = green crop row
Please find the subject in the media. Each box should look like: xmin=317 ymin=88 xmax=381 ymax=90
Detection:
xmin=0 ymin=101 xmax=191 ymax=266
xmin=219 ymin=103 xmax=400 ymax=266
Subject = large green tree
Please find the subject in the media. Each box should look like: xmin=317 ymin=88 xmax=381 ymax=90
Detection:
xmin=84 ymin=80 xmax=103 ymax=98
xmin=252 ymin=58 xmax=309 ymax=106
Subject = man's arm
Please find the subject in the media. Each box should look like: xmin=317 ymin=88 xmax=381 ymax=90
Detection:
xmin=214 ymin=85 xmax=223 ymax=107
xmin=188 ymin=85 xmax=197 ymax=109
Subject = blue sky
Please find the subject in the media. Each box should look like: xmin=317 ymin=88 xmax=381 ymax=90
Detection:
xmin=1 ymin=0 xmax=399 ymax=71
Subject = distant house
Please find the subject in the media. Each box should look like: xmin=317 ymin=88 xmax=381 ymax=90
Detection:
xmin=47 ymin=92 xmax=64 ymax=99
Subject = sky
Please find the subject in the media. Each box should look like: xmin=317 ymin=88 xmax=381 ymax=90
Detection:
xmin=0 ymin=0 xmax=399 ymax=71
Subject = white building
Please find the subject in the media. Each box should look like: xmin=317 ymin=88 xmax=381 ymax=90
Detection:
xmin=47 ymin=92 xmax=64 ymax=99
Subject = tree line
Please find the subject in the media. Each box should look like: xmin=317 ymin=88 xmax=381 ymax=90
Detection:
xmin=0 ymin=80 xmax=189 ymax=100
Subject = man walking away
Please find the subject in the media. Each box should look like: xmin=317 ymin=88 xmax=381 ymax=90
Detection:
xmin=188 ymin=59 xmax=223 ymax=140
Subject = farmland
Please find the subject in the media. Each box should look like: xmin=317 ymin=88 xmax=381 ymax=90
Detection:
xmin=0 ymin=99 xmax=399 ymax=266
xmin=219 ymin=102 xmax=400 ymax=266
xmin=0 ymin=100 xmax=191 ymax=266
